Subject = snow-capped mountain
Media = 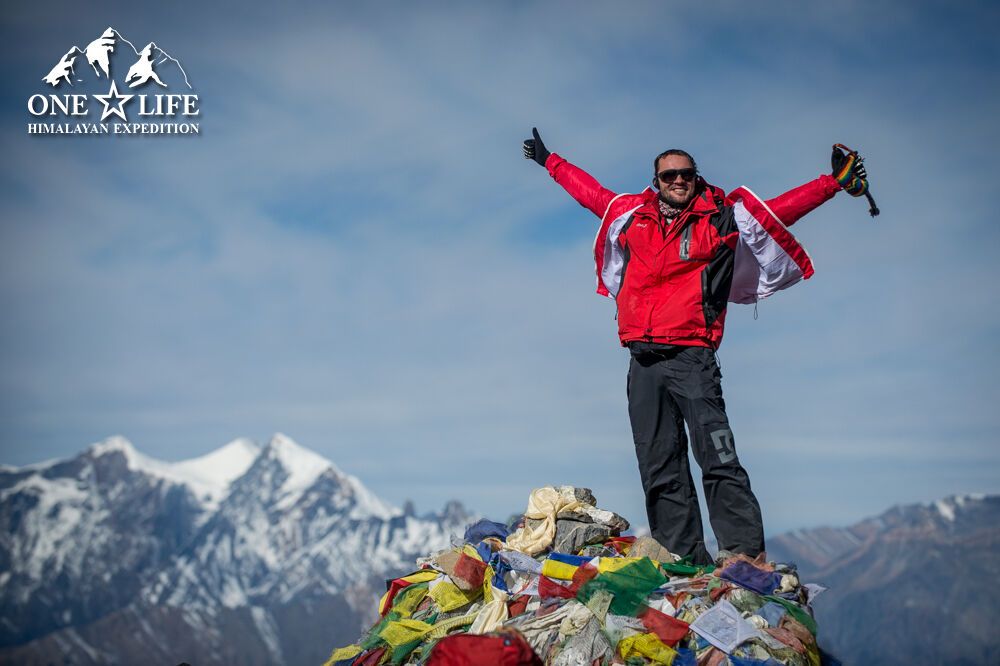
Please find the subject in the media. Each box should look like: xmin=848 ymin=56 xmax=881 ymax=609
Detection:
xmin=0 ymin=435 xmax=472 ymax=665
xmin=768 ymin=493 xmax=995 ymax=572
xmin=0 ymin=436 xmax=212 ymax=646
xmin=767 ymin=494 xmax=1000 ymax=665
xmin=147 ymin=434 xmax=463 ymax=610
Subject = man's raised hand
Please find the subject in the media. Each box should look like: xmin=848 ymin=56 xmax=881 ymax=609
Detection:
xmin=831 ymin=144 xmax=869 ymax=197
xmin=523 ymin=127 xmax=550 ymax=167
xmin=832 ymin=143 xmax=880 ymax=217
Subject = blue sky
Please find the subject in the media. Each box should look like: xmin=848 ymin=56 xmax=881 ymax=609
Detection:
xmin=2 ymin=1 xmax=998 ymax=535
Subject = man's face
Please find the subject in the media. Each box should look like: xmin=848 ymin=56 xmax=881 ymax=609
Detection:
xmin=655 ymin=154 xmax=697 ymax=208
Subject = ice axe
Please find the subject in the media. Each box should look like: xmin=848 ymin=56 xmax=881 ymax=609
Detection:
xmin=832 ymin=143 xmax=880 ymax=217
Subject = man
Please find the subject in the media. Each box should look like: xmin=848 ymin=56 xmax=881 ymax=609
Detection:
xmin=523 ymin=129 xmax=869 ymax=564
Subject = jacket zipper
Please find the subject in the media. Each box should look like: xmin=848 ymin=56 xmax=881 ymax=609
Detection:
xmin=701 ymin=269 xmax=712 ymax=328
xmin=679 ymin=224 xmax=692 ymax=261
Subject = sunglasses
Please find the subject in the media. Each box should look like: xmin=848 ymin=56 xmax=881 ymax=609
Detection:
xmin=657 ymin=168 xmax=697 ymax=183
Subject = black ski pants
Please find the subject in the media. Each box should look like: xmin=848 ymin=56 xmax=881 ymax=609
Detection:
xmin=626 ymin=343 xmax=764 ymax=565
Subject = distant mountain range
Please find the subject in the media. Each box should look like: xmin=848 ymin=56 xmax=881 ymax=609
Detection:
xmin=768 ymin=494 xmax=1000 ymax=665
xmin=1 ymin=436 xmax=996 ymax=665
xmin=0 ymin=435 xmax=472 ymax=665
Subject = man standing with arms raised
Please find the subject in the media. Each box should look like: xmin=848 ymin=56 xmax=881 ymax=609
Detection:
xmin=523 ymin=129 xmax=870 ymax=564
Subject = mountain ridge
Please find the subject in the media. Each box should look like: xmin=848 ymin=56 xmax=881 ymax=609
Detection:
xmin=767 ymin=493 xmax=999 ymax=665
xmin=0 ymin=434 xmax=472 ymax=663
xmin=2 ymin=438 xmax=995 ymax=664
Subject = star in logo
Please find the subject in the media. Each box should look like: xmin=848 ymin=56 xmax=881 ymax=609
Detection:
xmin=92 ymin=81 xmax=134 ymax=122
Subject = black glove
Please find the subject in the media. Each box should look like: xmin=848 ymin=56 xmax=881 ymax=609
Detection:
xmin=522 ymin=127 xmax=550 ymax=167
xmin=832 ymin=143 xmax=880 ymax=217
xmin=831 ymin=144 xmax=868 ymax=197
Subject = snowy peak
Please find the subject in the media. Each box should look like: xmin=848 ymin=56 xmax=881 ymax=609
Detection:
xmin=141 ymin=435 xmax=465 ymax=610
xmin=78 ymin=436 xmax=260 ymax=510
xmin=872 ymin=492 xmax=994 ymax=536
xmin=235 ymin=432 xmax=338 ymax=511
xmin=235 ymin=433 xmax=396 ymax=519
xmin=0 ymin=437 xmax=209 ymax=645
xmin=931 ymin=493 xmax=985 ymax=522
xmin=263 ymin=432 xmax=336 ymax=493
xmin=1 ymin=434 xmax=474 ymax=661
xmin=84 ymin=435 xmax=167 ymax=477
xmin=766 ymin=494 xmax=1000 ymax=665
xmin=768 ymin=493 xmax=999 ymax=573
xmin=11 ymin=434 xmax=394 ymax=519
xmin=86 ymin=434 xmax=137 ymax=458
xmin=170 ymin=438 xmax=262 ymax=503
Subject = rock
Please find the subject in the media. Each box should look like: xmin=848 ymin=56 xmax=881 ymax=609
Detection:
xmin=555 ymin=506 xmax=629 ymax=532
xmin=629 ymin=536 xmax=678 ymax=563
xmin=584 ymin=506 xmax=629 ymax=531
xmin=554 ymin=510 xmax=593 ymax=524
xmin=553 ymin=486 xmax=597 ymax=505
xmin=524 ymin=517 xmax=546 ymax=533
xmin=552 ymin=519 xmax=616 ymax=553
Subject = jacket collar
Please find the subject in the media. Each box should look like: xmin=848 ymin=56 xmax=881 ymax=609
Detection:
xmin=636 ymin=179 xmax=724 ymax=220
xmin=686 ymin=179 xmax=724 ymax=215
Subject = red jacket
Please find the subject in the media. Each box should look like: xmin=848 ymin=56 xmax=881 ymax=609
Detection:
xmin=546 ymin=153 xmax=841 ymax=349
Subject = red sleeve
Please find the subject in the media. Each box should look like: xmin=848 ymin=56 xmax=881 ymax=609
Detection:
xmin=760 ymin=174 xmax=842 ymax=227
xmin=545 ymin=153 xmax=618 ymax=219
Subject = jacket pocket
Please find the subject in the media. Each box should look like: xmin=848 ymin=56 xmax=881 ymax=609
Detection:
xmin=679 ymin=222 xmax=717 ymax=261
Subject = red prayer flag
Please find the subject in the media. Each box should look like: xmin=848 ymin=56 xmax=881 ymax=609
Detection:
xmin=638 ymin=605 xmax=690 ymax=647
xmin=353 ymin=646 xmax=387 ymax=666
xmin=379 ymin=578 xmax=413 ymax=616
xmin=538 ymin=575 xmax=576 ymax=599
xmin=507 ymin=595 xmax=530 ymax=618
xmin=606 ymin=536 xmax=636 ymax=554
xmin=454 ymin=552 xmax=487 ymax=588
xmin=568 ymin=562 xmax=599 ymax=593
xmin=709 ymin=583 xmax=732 ymax=602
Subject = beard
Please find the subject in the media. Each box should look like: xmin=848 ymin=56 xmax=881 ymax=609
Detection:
xmin=659 ymin=190 xmax=693 ymax=208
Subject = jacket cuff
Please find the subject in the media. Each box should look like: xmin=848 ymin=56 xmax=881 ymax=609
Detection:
xmin=820 ymin=173 xmax=843 ymax=194
xmin=545 ymin=152 xmax=564 ymax=178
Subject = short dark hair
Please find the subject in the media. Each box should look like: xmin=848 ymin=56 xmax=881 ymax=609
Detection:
xmin=653 ymin=149 xmax=698 ymax=176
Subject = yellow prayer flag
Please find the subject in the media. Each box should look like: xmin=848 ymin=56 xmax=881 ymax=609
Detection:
xmin=598 ymin=557 xmax=643 ymax=573
xmin=377 ymin=569 xmax=440 ymax=615
xmin=541 ymin=559 xmax=579 ymax=580
xmin=392 ymin=585 xmax=429 ymax=618
xmin=379 ymin=618 xmax=434 ymax=647
xmin=482 ymin=566 xmax=496 ymax=603
xmin=323 ymin=644 xmax=362 ymax=666
xmin=428 ymin=579 xmax=482 ymax=612
xmin=618 ymin=632 xmax=677 ymax=665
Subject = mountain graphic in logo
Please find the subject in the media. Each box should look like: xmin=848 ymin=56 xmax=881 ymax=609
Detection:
xmin=42 ymin=46 xmax=84 ymax=87
xmin=84 ymin=27 xmax=116 ymax=79
xmin=42 ymin=27 xmax=191 ymax=90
